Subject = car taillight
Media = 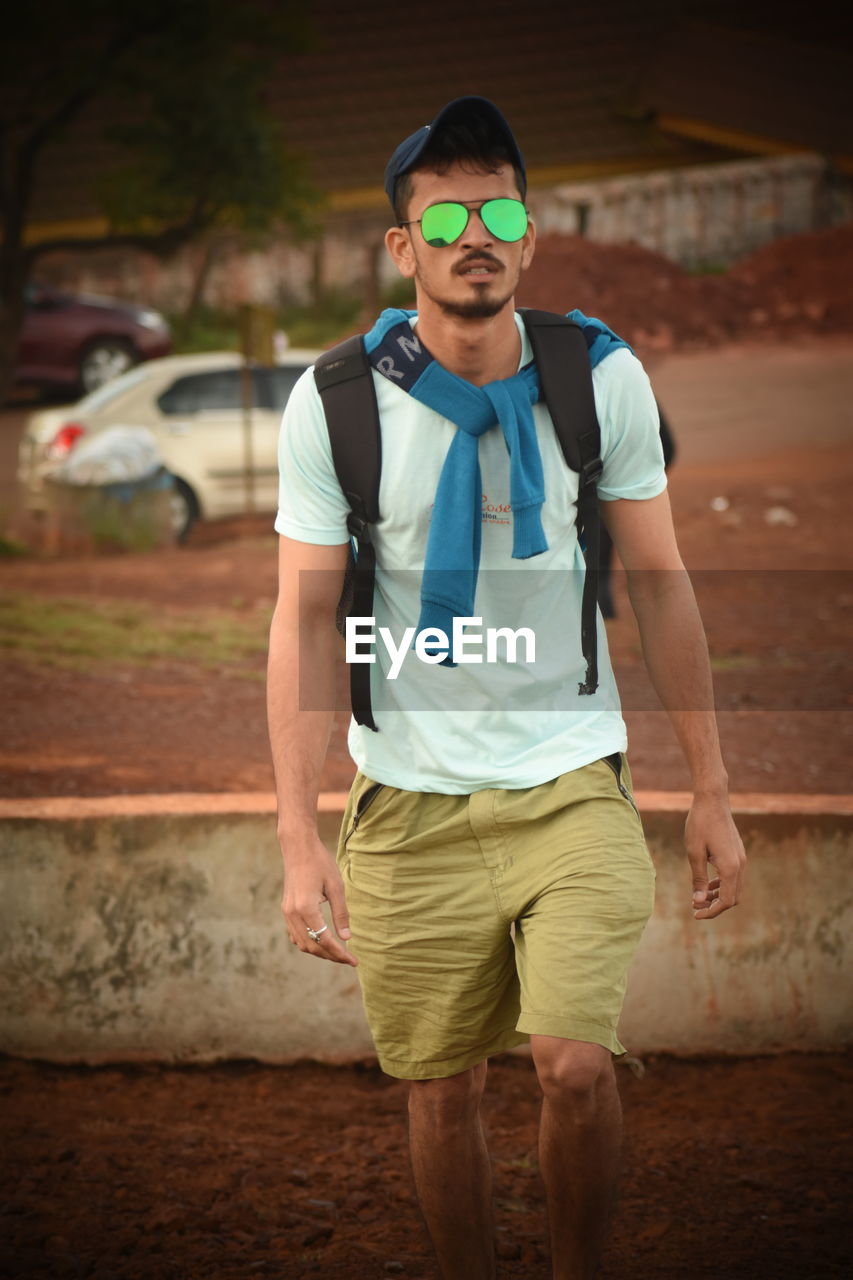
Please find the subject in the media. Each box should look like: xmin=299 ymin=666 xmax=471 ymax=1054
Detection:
xmin=46 ymin=422 xmax=87 ymax=459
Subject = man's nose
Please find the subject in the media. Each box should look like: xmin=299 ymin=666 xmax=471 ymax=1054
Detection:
xmin=460 ymin=208 xmax=493 ymax=247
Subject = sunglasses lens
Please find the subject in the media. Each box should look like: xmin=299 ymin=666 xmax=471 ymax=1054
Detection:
xmin=417 ymin=199 xmax=529 ymax=246
xmin=481 ymin=199 xmax=528 ymax=242
xmin=420 ymin=202 xmax=470 ymax=247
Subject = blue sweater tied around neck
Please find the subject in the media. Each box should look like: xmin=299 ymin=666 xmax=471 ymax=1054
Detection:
xmin=362 ymin=307 xmax=629 ymax=662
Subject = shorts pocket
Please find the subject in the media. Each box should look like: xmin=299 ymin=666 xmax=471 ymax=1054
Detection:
xmin=344 ymin=778 xmax=386 ymax=844
xmin=602 ymin=752 xmax=642 ymax=821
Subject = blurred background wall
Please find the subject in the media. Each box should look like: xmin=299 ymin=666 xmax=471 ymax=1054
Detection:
xmin=21 ymin=0 xmax=852 ymax=318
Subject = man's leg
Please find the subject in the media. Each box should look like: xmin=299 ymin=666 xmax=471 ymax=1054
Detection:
xmin=530 ymin=1036 xmax=622 ymax=1280
xmin=408 ymin=1060 xmax=496 ymax=1280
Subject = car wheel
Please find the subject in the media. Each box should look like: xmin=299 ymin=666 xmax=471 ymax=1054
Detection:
xmin=169 ymin=477 xmax=200 ymax=543
xmin=79 ymin=340 xmax=137 ymax=393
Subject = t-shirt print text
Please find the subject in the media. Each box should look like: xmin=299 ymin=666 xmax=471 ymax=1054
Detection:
xmin=482 ymin=492 xmax=511 ymax=525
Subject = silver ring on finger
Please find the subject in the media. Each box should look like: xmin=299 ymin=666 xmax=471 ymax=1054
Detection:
xmin=306 ymin=924 xmax=329 ymax=942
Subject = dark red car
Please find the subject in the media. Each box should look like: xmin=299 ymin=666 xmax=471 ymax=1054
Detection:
xmin=15 ymin=284 xmax=172 ymax=394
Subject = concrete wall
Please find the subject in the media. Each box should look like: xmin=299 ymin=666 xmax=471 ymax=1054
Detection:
xmin=534 ymin=153 xmax=851 ymax=269
xmin=0 ymin=793 xmax=850 ymax=1065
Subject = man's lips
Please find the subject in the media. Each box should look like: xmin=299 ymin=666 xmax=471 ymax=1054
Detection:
xmin=455 ymin=255 xmax=503 ymax=279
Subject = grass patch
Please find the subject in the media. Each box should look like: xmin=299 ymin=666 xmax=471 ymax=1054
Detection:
xmin=708 ymin=654 xmax=760 ymax=671
xmin=170 ymin=283 xmax=419 ymax=357
xmin=170 ymin=293 xmax=363 ymax=356
xmin=685 ymin=260 xmax=730 ymax=276
xmin=0 ymin=534 xmax=27 ymax=558
xmin=168 ymin=304 xmax=241 ymax=353
xmin=0 ymin=592 xmax=272 ymax=677
xmin=708 ymin=653 xmax=802 ymax=672
xmin=381 ymin=278 xmax=417 ymax=310
xmin=277 ymin=290 xmax=362 ymax=348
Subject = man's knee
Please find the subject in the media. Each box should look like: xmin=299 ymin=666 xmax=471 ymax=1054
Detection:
xmin=408 ymin=1061 xmax=488 ymax=1131
xmin=531 ymin=1036 xmax=614 ymax=1110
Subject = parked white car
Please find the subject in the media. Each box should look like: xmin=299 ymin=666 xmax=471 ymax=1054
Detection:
xmin=17 ymin=349 xmax=320 ymax=539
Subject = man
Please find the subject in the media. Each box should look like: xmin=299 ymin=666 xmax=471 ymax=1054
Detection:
xmin=267 ymin=97 xmax=746 ymax=1280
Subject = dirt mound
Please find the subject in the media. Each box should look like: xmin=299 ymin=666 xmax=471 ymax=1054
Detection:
xmin=728 ymin=222 xmax=853 ymax=333
xmin=516 ymin=222 xmax=853 ymax=356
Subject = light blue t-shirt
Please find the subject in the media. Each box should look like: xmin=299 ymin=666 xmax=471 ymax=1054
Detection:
xmin=275 ymin=314 xmax=666 ymax=793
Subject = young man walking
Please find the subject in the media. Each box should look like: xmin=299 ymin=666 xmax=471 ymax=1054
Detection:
xmin=267 ymin=97 xmax=746 ymax=1279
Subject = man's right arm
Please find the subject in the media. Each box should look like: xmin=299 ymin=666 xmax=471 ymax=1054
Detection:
xmin=267 ymin=533 xmax=357 ymax=965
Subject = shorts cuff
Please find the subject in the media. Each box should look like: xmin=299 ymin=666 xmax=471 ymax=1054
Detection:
xmin=377 ymin=1027 xmax=529 ymax=1081
xmin=516 ymin=1012 xmax=626 ymax=1056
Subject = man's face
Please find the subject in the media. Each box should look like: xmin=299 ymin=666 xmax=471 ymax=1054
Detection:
xmin=386 ymin=161 xmax=535 ymax=320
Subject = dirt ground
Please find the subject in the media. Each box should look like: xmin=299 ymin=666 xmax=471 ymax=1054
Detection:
xmin=0 ymin=1051 xmax=849 ymax=1280
xmin=2 ymin=406 xmax=851 ymax=798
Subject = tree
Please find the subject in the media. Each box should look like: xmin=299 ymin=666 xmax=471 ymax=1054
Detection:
xmin=0 ymin=0 xmax=319 ymax=401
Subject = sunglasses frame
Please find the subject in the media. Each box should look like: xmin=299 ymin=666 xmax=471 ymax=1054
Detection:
xmin=399 ymin=198 xmax=530 ymax=247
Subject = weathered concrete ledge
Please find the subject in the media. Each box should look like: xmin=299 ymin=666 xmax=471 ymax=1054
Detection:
xmin=1 ymin=792 xmax=850 ymax=1064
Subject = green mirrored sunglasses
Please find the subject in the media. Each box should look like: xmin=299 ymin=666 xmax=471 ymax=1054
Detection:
xmin=400 ymin=198 xmax=530 ymax=247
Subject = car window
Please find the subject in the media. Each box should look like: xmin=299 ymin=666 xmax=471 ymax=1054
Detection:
xmin=157 ymin=366 xmax=307 ymax=415
xmin=158 ymin=370 xmax=244 ymax=414
xmin=78 ymin=366 xmax=151 ymax=413
xmin=257 ymin=366 xmax=307 ymax=411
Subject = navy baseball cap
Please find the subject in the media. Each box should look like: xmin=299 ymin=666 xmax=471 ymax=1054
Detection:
xmin=383 ymin=96 xmax=527 ymax=208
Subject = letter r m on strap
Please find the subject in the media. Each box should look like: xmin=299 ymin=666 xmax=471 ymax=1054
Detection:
xmin=397 ymin=333 xmax=422 ymax=362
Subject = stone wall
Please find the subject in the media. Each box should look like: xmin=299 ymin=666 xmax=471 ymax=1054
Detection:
xmin=534 ymin=154 xmax=851 ymax=269
xmin=1 ymin=793 xmax=850 ymax=1064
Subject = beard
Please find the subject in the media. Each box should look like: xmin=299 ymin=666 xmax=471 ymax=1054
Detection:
xmin=436 ymin=291 xmax=515 ymax=319
xmin=414 ymin=254 xmax=520 ymax=320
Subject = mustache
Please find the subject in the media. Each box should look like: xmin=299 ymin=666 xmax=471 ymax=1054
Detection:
xmin=454 ymin=251 xmax=503 ymax=274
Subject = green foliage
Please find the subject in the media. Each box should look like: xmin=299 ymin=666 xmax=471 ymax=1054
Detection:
xmin=170 ymin=293 xmax=365 ymax=355
xmin=276 ymin=292 xmax=363 ymax=348
xmin=72 ymin=490 xmax=168 ymax=553
xmin=100 ymin=64 xmax=321 ymax=240
xmin=171 ymin=282 xmax=427 ymax=356
xmin=0 ymin=534 xmax=27 ymax=558
xmin=0 ymin=3 xmax=318 ymax=408
xmin=2 ymin=0 xmax=321 ymax=244
xmin=685 ymin=261 xmax=730 ymax=276
xmin=167 ymin=305 xmax=242 ymax=354
xmin=381 ymin=278 xmax=418 ymax=309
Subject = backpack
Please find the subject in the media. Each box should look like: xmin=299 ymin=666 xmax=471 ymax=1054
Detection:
xmin=314 ymin=308 xmax=603 ymax=732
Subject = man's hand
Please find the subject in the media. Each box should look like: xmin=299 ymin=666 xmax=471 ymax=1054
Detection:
xmin=282 ymin=835 xmax=358 ymax=966
xmin=685 ymin=795 xmax=747 ymax=920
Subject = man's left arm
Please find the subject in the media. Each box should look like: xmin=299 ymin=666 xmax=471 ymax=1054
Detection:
xmin=600 ymin=489 xmax=747 ymax=920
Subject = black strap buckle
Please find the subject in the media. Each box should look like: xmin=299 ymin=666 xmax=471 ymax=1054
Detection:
xmin=579 ymin=457 xmax=603 ymax=486
xmin=346 ymin=511 xmax=372 ymax=544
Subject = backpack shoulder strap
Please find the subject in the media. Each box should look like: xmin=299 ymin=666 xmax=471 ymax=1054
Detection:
xmin=519 ymin=308 xmax=602 ymax=696
xmin=518 ymin=309 xmax=602 ymax=483
xmin=314 ymin=334 xmax=382 ymax=529
xmin=314 ymin=335 xmax=381 ymax=731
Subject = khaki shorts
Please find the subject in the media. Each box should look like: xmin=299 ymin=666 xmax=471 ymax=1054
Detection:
xmin=336 ymin=754 xmax=656 ymax=1080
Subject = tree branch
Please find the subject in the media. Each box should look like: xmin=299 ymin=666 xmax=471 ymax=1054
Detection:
xmin=24 ymin=212 xmax=215 ymax=265
xmin=17 ymin=16 xmax=170 ymax=186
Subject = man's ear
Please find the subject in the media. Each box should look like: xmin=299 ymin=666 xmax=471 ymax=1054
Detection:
xmin=385 ymin=225 xmax=417 ymax=279
xmin=520 ymin=216 xmax=536 ymax=272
